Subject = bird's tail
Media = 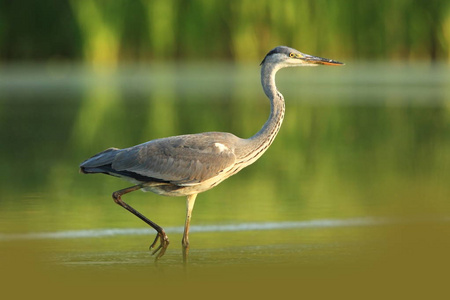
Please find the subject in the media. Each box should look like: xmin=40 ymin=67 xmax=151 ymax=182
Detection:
xmin=79 ymin=147 xmax=120 ymax=174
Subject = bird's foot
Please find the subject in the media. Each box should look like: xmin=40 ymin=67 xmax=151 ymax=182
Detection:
xmin=149 ymin=231 xmax=170 ymax=260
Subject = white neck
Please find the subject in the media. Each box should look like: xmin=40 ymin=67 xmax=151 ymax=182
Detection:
xmin=237 ymin=62 xmax=285 ymax=165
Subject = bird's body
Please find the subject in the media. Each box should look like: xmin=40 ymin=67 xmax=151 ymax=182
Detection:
xmin=80 ymin=46 xmax=342 ymax=262
xmin=82 ymin=132 xmax=244 ymax=197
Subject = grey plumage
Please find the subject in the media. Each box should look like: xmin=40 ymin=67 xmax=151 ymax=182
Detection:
xmin=81 ymin=132 xmax=240 ymax=190
xmin=79 ymin=46 xmax=343 ymax=262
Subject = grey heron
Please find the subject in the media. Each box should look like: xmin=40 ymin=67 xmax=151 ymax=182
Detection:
xmin=80 ymin=46 xmax=343 ymax=262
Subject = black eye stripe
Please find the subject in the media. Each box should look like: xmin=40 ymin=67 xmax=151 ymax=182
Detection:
xmin=260 ymin=46 xmax=298 ymax=65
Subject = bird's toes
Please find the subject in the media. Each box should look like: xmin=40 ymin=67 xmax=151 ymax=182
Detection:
xmin=149 ymin=232 xmax=170 ymax=259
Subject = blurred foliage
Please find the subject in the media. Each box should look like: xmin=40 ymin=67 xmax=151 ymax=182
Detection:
xmin=1 ymin=1 xmax=449 ymax=284
xmin=0 ymin=63 xmax=449 ymax=233
xmin=1 ymin=0 xmax=450 ymax=64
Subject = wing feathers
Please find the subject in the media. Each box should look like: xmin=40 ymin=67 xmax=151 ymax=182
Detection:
xmin=83 ymin=133 xmax=239 ymax=185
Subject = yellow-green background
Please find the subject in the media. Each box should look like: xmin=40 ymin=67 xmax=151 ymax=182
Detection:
xmin=1 ymin=1 xmax=450 ymax=299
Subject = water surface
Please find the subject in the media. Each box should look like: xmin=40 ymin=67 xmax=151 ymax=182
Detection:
xmin=0 ymin=63 xmax=449 ymax=295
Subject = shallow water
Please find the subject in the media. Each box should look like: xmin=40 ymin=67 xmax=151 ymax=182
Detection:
xmin=0 ymin=62 xmax=449 ymax=296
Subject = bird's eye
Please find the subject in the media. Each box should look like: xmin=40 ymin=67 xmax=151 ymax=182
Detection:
xmin=289 ymin=53 xmax=296 ymax=58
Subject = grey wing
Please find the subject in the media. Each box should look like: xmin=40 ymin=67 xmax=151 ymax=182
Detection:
xmin=80 ymin=147 xmax=120 ymax=173
xmin=111 ymin=133 xmax=238 ymax=186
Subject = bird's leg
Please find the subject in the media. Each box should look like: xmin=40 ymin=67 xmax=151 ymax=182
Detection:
xmin=182 ymin=193 xmax=197 ymax=264
xmin=112 ymin=183 xmax=169 ymax=260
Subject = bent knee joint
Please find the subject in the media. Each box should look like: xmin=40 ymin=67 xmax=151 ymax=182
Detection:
xmin=112 ymin=191 xmax=122 ymax=203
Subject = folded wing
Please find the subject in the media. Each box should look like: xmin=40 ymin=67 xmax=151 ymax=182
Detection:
xmin=80 ymin=132 xmax=238 ymax=186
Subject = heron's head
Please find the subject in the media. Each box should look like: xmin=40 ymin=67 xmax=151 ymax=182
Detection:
xmin=260 ymin=46 xmax=343 ymax=68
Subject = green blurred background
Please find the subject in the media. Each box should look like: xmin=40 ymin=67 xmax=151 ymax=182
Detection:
xmin=1 ymin=0 xmax=450 ymax=63
xmin=1 ymin=0 xmax=450 ymax=297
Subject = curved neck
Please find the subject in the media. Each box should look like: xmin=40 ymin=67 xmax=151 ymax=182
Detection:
xmin=239 ymin=62 xmax=285 ymax=162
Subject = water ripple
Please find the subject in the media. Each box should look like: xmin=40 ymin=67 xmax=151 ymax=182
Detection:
xmin=0 ymin=216 xmax=447 ymax=241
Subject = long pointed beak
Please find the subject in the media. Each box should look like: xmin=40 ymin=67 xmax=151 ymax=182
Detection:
xmin=301 ymin=54 xmax=344 ymax=66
